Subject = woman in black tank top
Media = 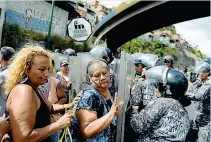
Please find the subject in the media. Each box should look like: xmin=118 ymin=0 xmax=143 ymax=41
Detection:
xmin=4 ymin=46 xmax=75 ymax=141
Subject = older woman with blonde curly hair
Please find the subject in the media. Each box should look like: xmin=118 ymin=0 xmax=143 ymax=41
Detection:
xmin=5 ymin=45 xmax=74 ymax=142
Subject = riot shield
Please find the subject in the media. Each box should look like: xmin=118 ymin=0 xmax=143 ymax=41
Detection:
xmin=131 ymin=53 xmax=160 ymax=68
xmin=68 ymin=52 xmax=96 ymax=96
xmin=110 ymin=58 xmax=120 ymax=74
xmin=116 ymin=51 xmax=135 ymax=142
xmin=52 ymin=53 xmax=69 ymax=72
xmin=66 ymin=55 xmax=79 ymax=102
xmin=131 ymin=53 xmax=142 ymax=60
xmin=137 ymin=54 xmax=160 ymax=69
xmin=145 ymin=65 xmax=170 ymax=84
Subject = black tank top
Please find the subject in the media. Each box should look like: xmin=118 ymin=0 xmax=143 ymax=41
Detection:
xmin=7 ymin=79 xmax=51 ymax=141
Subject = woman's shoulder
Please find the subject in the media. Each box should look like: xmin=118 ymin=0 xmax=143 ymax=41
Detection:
xmin=7 ymin=84 xmax=37 ymax=107
xmin=77 ymin=88 xmax=102 ymax=110
xmin=81 ymin=88 xmax=100 ymax=100
xmin=9 ymin=84 xmax=34 ymax=98
xmin=12 ymin=84 xmax=34 ymax=93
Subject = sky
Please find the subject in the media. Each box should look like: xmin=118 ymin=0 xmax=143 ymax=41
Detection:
xmin=84 ymin=0 xmax=210 ymax=57
xmin=174 ymin=17 xmax=211 ymax=57
xmin=97 ymin=0 xmax=128 ymax=8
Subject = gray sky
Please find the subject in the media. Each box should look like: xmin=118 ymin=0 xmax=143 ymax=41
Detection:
xmin=174 ymin=17 xmax=211 ymax=57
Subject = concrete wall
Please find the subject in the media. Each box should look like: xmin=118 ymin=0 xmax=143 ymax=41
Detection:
xmin=5 ymin=1 xmax=69 ymax=37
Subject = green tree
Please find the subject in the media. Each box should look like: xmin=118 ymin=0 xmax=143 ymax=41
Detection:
xmin=120 ymin=39 xmax=178 ymax=58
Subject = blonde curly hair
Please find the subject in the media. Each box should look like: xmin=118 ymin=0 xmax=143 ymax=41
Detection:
xmin=4 ymin=44 xmax=52 ymax=93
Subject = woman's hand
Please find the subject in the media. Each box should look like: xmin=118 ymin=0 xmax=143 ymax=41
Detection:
xmin=72 ymin=91 xmax=82 ymax=106
xmin=56 ymin=112 xmax=74 ymax=129
xmin=66 ymin=82 xmax=72 ymax=89
xmin=63 ymin=91 xmax=82 ymax=109
xmin=109 ymin=95 xmax=119 ymax=118
xmin=132 ymin=105 xmax=139 ymax=110
xmin=0 ymin=114 xmax=11 ymax=136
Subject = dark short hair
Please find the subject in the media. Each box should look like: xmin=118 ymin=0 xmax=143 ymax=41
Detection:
xmin=0 ymin=46 xmax=15 ymax=61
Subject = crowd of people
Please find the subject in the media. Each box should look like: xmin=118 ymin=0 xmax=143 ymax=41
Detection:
xmin=0 ymin=44 xmax=210 ymax=142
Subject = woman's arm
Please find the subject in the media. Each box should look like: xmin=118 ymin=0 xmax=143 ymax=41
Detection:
xmin=0 ymin=114 xmax=10 ymax=141
xmin=56 ymin=81 xmax=67 ymax=104
xmin=56 ymin=73 xmax=71 ymax=90
xmin=60 ymin=81 xmax=72 ymax=90
xmin=7 ymin=85 xmax=71 ymax=142
xmin=76 ymin=110 xmax=114 ymax=139
xmin=76 ymin=95 xmax=118 ymax=139
xmin=46 ymin=84 xmax=81 ymax=113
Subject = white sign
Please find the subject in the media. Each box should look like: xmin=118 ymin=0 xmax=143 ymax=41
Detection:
xmin=68 ymin=17 xmax=92 ymax=42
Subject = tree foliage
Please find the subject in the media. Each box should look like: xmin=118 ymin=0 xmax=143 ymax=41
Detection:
xmin=119 ymin=39 xmax=178 ymax=59
xmin=191 ymin=47 xmax=206 ymax=59
xmin=159 ymin=25 xmax=177 ymax=34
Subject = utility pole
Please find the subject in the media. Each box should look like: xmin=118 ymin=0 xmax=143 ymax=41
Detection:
xmin=47 ymin=0 xmax=55 ymax=50
xmin=0 ymin=1 xmax=6 ymax=47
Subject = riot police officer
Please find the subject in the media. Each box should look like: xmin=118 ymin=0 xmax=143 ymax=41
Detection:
xmin=125 ymin=57 xmax=159 ymax=142
xmin=190 ymin=61 xmax=210 ymax=84
xmin=163 ymin=55 xmax=174 ymax=68
xmin=133 ymin=59 xmax=145 ymax=83
xmin=131 ymin=58 xmax=158 ymax=111
xmin=130 ymin=66 xmax=190 ymax=142
xmin=186 ymin=64 xmax=210 ymax=142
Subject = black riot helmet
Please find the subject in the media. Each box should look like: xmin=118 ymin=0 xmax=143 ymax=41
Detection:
xmin=90 ymin=46 xmax=114 ymax=64
xmin=63 ymin=48 xmax=76 ymax=56
xmin=146 ymin=66 xmax=190 ymax=106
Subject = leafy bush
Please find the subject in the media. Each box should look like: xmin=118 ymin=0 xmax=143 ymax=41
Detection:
xmin=1 ymin=23 xmax=91 ymax=52
xmin=191 ymin=48 xmax=206 ymax=59
xmin=2 ymin=24 xmax=23 ymax=48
